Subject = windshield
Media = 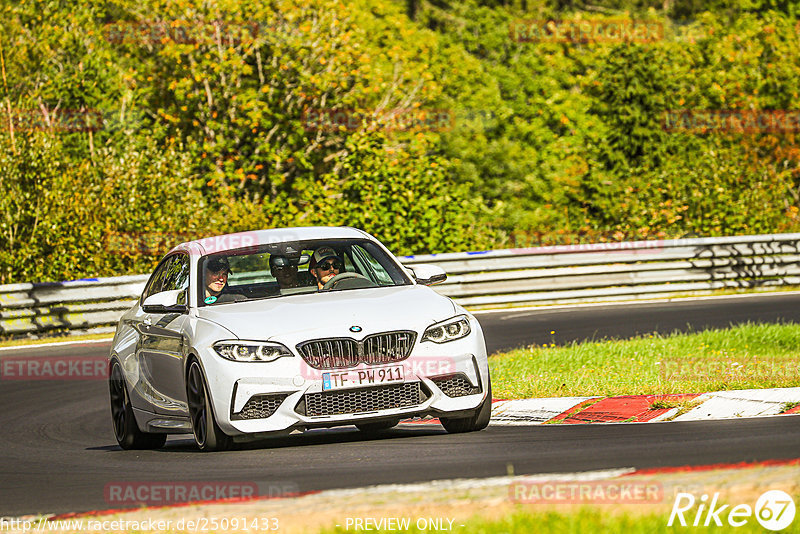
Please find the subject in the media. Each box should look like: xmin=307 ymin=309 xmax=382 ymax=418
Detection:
xmin=198 ymin=238 xmax=412 ymax=306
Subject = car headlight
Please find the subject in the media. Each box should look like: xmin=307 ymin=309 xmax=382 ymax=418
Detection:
xmin=421 ymin=315 xmax=472 ymax=343
xmin=213 ymin=341 xmax=293 ymax=362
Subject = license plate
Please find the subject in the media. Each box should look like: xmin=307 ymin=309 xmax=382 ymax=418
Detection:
xmin=322 ymin=365 xmax=404 ymax=391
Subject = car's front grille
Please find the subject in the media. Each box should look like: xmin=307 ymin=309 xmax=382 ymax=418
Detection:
xmin=297 ymin=339 xmax=360 ymax=369
xmin=431 ymin=373 xmax=481 ymax=398
xmin=362 ymin=332 xmax=415 ymax=363
xmin=232 ymin=393 xmax=289 ymax=420
xmin=297 ymin=331 xmax=416 ymax=370
xmin=296 ymin=382 xmax=428 ymax=417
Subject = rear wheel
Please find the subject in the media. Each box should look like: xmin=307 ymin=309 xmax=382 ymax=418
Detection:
xmin=109 ymin=361 xmax=166 ymax=450
xmin=440 ymin=377 xmax=492 ymax=434
xmin=356 ymin=420 xmax=398 ymax=432
xmin=186 ymin=360 xmax=232 ymax=452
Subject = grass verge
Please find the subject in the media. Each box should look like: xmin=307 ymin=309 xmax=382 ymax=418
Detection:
xmin=490 ymin=322 xmax=800 ymax=399
xmin=0 ymin=332 xmax=113 ymax=349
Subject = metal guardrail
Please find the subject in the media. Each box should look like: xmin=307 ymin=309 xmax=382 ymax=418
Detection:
xmin=2 ymin=233 xmax=800 ymax=336
xmin=402 ymin=233 xmax=800 ymax=307
xmin=0 ymin=275 xmax=149 ymax=336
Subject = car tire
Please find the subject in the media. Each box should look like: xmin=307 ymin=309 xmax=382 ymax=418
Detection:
xmin=109 ymin=361 xmax=167 ymax=450
xmin=356 ymin=420 xmax=398 ymax=432
xmin=440 ymin=377 xmax=492 ymax=434
xmin=186 ymin=360 xmax=232 ymax=452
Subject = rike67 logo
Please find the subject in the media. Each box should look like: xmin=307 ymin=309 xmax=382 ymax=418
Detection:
xmin=669 ymin=490 xmax=796 ymax=531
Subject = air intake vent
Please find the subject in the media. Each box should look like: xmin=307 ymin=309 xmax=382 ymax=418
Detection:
xmin=297 ymin=382 xmax=428 ymax=417
xmin=431 ymin=373 xmax=480 ymax=398
xmin=232 ymin=393 xmax=289 ymax=420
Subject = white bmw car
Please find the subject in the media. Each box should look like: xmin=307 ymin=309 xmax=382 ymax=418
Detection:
xmin=108 ymin=227 xmax=491 ymax=451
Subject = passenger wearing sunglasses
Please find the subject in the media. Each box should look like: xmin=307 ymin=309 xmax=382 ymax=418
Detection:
xmin=309 ymin=247 xmax=344 ymax=290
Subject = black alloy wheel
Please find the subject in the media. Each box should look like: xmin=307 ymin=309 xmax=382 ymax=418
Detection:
xmin=109 ymin=361 xmax=166 ymax=449
xmin=186 ymin=360 xmax=232 ymax=452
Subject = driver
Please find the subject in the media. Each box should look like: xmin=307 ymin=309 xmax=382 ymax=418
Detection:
xmin=309 ymin=247 xmax=343 ymax=290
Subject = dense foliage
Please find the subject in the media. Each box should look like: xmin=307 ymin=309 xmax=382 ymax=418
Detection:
xmin=1 ymin=0 xmax=799 ymax=282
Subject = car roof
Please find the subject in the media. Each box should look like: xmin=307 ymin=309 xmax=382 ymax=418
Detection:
xmin=169 ymin=226 xmax=371 ymax=256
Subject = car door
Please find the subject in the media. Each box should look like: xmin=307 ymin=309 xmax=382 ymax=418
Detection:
xmin=134 ymin=253 xmax=191 ymax=417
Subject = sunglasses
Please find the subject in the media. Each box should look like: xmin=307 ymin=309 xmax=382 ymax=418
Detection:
xmin=317 ymin=260 xmax=342 ymax=272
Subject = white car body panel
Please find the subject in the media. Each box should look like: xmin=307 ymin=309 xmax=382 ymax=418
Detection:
xmin=109 ymin=226 xmax=490 ymax=443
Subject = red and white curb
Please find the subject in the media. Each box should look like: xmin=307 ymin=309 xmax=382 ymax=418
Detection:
xmin=487 ymin=387 xmax=800 ymax=425
xmin=673 ymin=387 xmax=800 ymax=421
xmin=490 ymin=397 xmax=598 ymax=424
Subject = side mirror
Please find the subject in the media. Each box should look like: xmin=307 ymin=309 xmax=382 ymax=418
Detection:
xmin=408 ymin=264 xmax=447 ymax=286
xmin=142 ymin=289 xmax=188 ymax=314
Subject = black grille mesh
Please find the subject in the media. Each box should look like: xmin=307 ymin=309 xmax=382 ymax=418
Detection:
xmin=431 ymin=373 xmax=481 ymax=398
xmin=299 ymin=382 xmax=427 ymax=417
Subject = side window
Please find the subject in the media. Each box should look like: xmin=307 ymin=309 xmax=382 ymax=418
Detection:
xmin=341 ymin=249 xmax=355 ymax=273
xmin=352 ymin=245 xmax=394 ymax=285
xmin=142 ymin=254 xmax=189 ymax=302
xmin=142 ymin=257 xmax=173 ymax=301
xmin=162 ymin=254 xmax=190 ymax=292
xmin=161 ymin=254 xmax=190 ymax=304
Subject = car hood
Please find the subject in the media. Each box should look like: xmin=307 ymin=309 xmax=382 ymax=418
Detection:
xmin=196 ymin=285 xmax=457 ymax=342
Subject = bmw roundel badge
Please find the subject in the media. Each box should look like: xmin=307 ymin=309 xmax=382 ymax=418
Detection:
xmin=349 ymin=326 xmax=362 ymax=333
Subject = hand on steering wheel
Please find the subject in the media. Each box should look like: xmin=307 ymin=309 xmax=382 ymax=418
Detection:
xmin=322 ymin=272 xmax=368 ymax=290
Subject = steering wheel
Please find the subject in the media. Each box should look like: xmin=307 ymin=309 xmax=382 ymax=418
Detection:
xmin=322 ymin=272 xmax=369 ymax=290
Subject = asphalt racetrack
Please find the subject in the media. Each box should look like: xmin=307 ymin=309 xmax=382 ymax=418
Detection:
xmin=2 ymin=293 xmax=800 ymax=516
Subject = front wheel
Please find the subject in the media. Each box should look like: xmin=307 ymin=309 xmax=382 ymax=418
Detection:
xmin=440 ymin=377 xmax=492 ymax=434
xmin=109 ymin=361 xmax=166 ymax=450
xmin=186 ymin=360 xmax=232 ymax=452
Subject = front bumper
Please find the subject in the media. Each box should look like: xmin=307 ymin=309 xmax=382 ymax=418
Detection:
xmin=198 ymin=324 xmax=490 ymax=436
